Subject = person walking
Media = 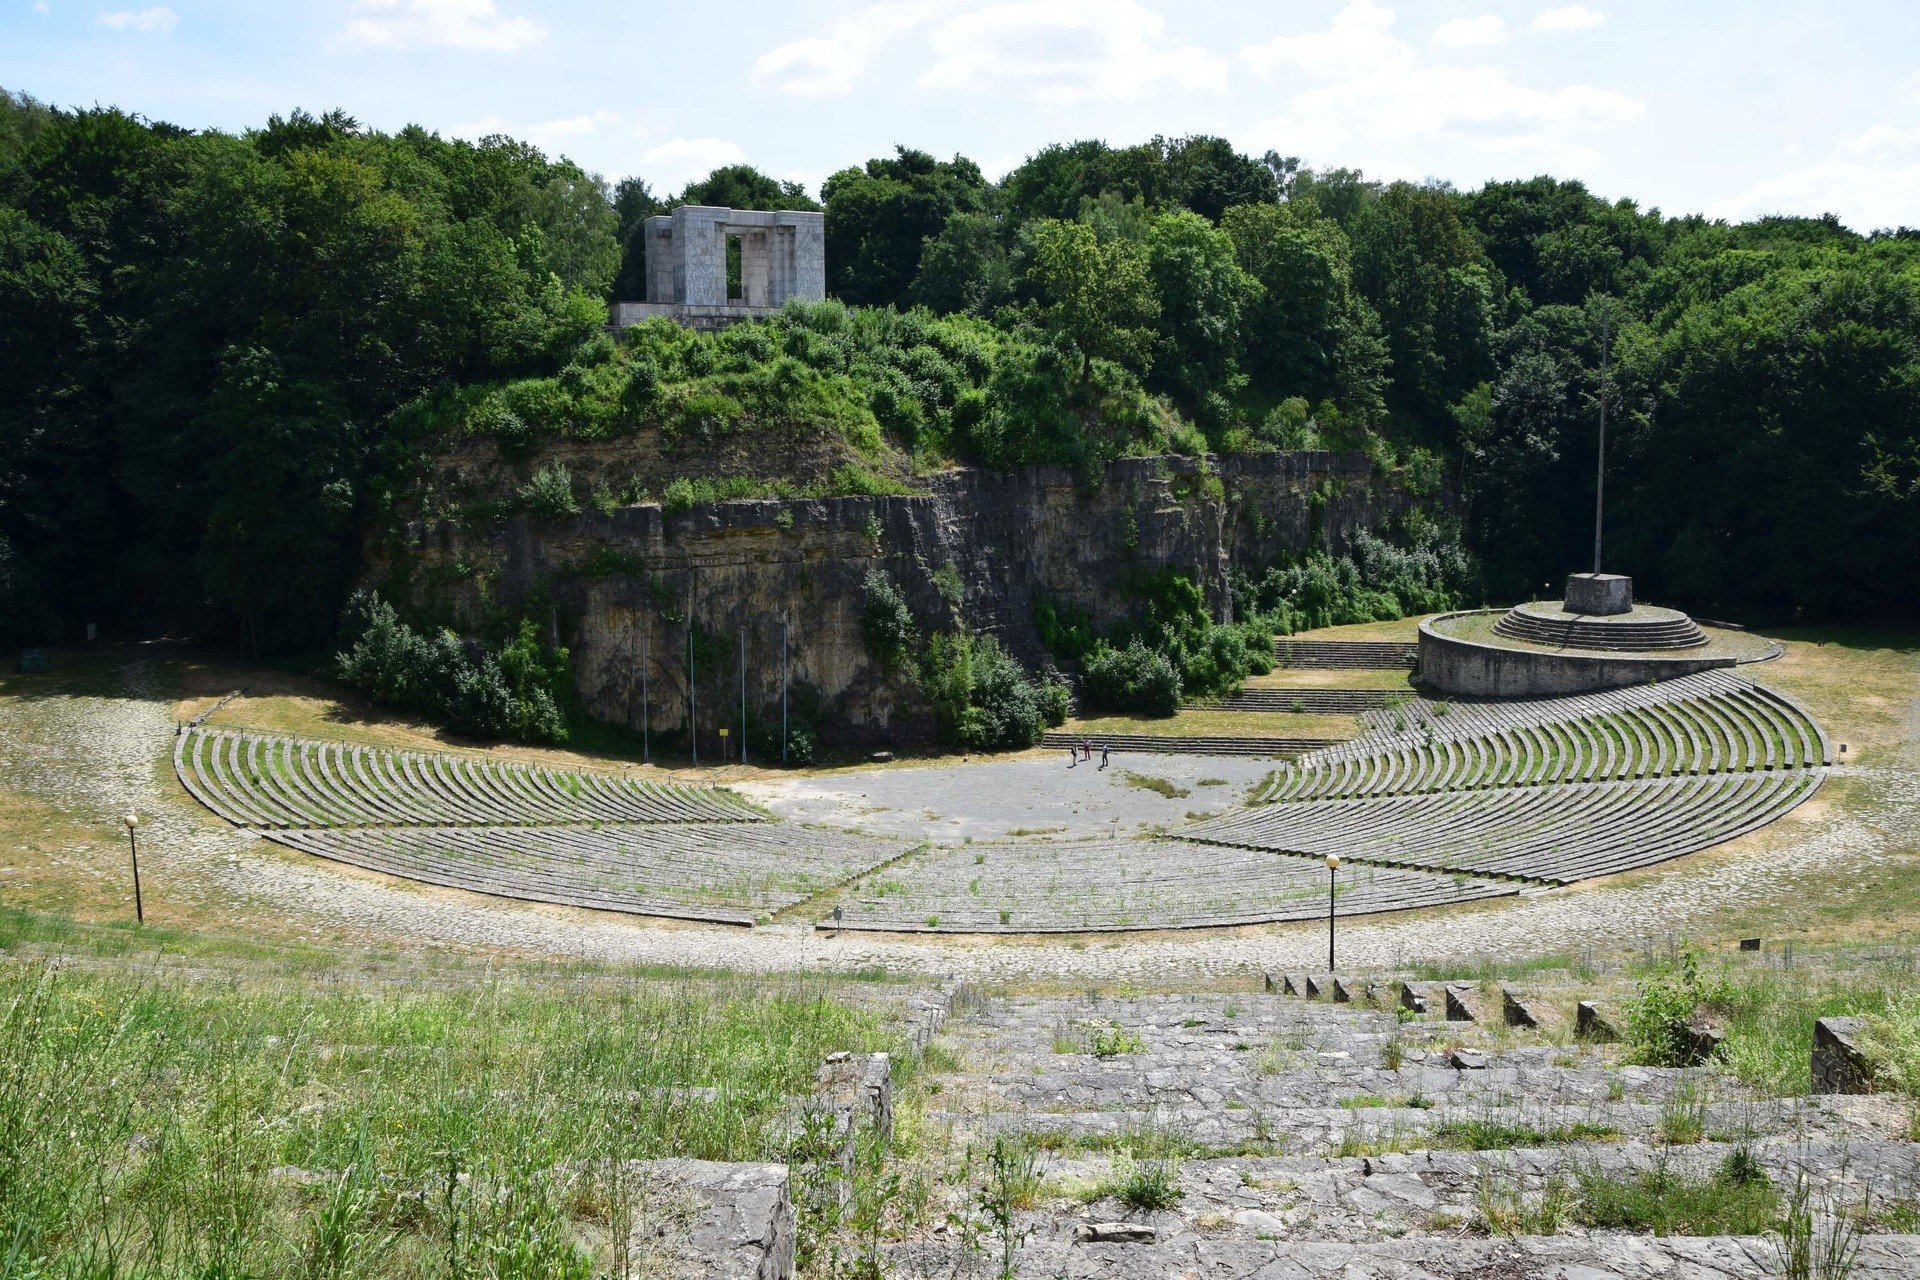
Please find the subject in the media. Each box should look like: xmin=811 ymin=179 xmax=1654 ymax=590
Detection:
xmin=1068 ymin=746 xmax=1078 ymax=767
xmin=1099 ymin=742 xmax=1110 ymax=769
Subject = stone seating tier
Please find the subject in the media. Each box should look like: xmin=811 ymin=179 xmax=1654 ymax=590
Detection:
xmin=1493 ymin=599 xmax=1708 ymax=651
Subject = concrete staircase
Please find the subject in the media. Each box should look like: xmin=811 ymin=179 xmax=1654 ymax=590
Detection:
xmin=878 ymin=984 xmax=1920 ymax=1277
xmin=1273 ymin=639 xmax=1419 ymax=669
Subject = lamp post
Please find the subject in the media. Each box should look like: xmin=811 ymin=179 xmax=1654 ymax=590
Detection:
xmin=1324 ymin=853 xmax=1340 ymax=971
xmin=123 ymin=813 xmax=144 ymax=925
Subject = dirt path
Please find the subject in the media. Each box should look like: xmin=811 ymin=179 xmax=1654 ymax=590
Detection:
xmin=3 ymin=659 xmax=1914 ymax=983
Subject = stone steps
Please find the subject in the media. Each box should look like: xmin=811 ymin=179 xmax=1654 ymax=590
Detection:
xmin=1494 ymin=610 xmax=1709 ymax=651
xmin=1200 ymin=689 xmax=1398 ymax=713
xmin=1041 ymin=732 xmax=1336 ymax=758
xmin=884 ymin=987 xmax=1920 ymax=1278
xmin=1272 ymin=640 xmax=1418 ymax=669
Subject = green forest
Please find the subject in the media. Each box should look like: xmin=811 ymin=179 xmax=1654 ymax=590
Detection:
xmin=4 ymin=90 xmax=1919 ymax=656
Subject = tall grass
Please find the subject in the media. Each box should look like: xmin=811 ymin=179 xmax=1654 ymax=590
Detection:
xmin=0 ymin=958 xmax=886 ymax=1276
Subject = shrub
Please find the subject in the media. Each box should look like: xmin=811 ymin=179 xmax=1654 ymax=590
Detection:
xmin=919 ymin=632 xmax=1056 ymax=751
xmin=1080 ymin=640 xmax=1181 ymax=717
xmin=1624 ymin=947 xmax=1728 ymax=1067
xmin=333 ymin=593 xmax=571 ymax=744
xmin=519 ymin=463 xmax=580 ymax=519
xmin=859 ymin=569 xmax=916 ymax=668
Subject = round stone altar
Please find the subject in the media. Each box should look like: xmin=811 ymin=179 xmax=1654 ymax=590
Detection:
xmin=1418 ymin=573 xmax=1776 ymax=697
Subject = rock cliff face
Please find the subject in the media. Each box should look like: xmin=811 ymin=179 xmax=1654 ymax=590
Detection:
xmin=383 ymin=452 xmax=1415 ymax=748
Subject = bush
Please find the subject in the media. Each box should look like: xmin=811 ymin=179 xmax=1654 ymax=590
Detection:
xmin=919 ymin=632 xmax=1059 ymax=751
xmin=519 ymin=463 xmax=580 ymax=519
xmin=859 ymin=568 xmax=916 ymax=668
xmin=1080 ymin=640 xmax=1181 ymax=717
xmin=1624 ymin=947 xmax=1727 ymax=1067
xmin=333 ymin=593 xmax=571 ymax=744
xmin=1233 ymin=517 xmax=1479 ymax=635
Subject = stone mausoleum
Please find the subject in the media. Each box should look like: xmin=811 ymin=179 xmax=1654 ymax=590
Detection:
xmin=610 ymin=205 xmax=824 ymax=331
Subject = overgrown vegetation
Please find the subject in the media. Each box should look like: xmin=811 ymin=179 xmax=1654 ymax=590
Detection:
xmin=332 ymin=592 xmax=572 ymax=744
xmin=0 ymin=955 xmax=885 ymax=1276
xmin=9 ymin=93 xmax=1918 ymax=659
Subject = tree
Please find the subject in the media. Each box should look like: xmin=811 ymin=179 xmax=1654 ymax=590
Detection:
xmin=678 ymin=164 xmax=817 ymax=211
xmin=1143 ymin=209 xmax=1257 ymax=415
xmin=611 ymin=176 xmax=665 ymax=299
xmin=1023 ymin=219 xmax=1159 ymax=380
xmin=1224 ymin=202 xmax=1387 ymax=415
xmin=823 ymin=147 xmax=988 ymax=306
xmin=907 ymin=210 xmax=1014 ymax=314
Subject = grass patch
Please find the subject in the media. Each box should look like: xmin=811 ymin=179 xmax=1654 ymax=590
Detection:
xmin=1115 ymin=771 xmax=1190 ymax=799
xmin=1573 ymin=1150 xmax=1777 ymax=1236
xmin=0 ymin=941 xmax=890 ymax=1274
xmin=1066 ymin=710 xmax=1360 ymax=739
xmin=1431 ymin=1118 xmax=1619 ymax=1151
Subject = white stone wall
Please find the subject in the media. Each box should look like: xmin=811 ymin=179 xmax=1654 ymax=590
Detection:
xmin=638 ymin=206 xmax=826 ymax=314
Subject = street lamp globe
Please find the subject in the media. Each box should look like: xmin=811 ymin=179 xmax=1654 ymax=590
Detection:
xmin=123 ymin=813 xmax=139 ymax=830
xmin=1324 ymin=853 xmax=1340 ymax=871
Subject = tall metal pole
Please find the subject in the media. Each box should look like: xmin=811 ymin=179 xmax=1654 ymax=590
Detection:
xmin=640 ymin=622 xmax=650 ymax=763
xmin=688 ymin=573 xmax=697 ymax=767
xmin=738 ymin=628 xmax=747 ymax=765
xmin=1324 ymin=853 xmax=1340 ymax=970
xmin=781 ymin=619 xmax=789 ymax=766
xmin=124 ymin=815 xmax=144 ymax=925
xmin=1594 ymin=303 xmax=1610 ymax=577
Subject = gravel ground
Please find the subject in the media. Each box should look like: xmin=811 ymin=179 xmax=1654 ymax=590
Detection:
xmin=736 ymin=752 xmax=1276 ymax=839
xmin=3 ymin=659 xmax=1915 ymax=983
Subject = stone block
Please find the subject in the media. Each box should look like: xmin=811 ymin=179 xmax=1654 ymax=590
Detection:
xmin=628 ymin=1159 xmax=794 ymax=1280
xmin=1283 ymin=973 xmax=1309 ymax=998
xmin=1073 ymin=1222 xmax=1156 ymax=1243
xmin=1677 ymin=1020 xmax=1724 ymax=1065
xmin=1501 ymin=987 xmax=1540 ymax=1029
xmin=1739 ymin=937 xmax=1762 ymax=951
xmin=1333 ymin=976 xmax=1365 ymax=1004
xmin=1443 ymin=984 xmax=1479 ymax=1022
xmin=1565 ymin=572 xmax=1634 ymax=616
xmin=1575 ymin=1000 xmax=1619 ymax=1041
xmin=1395 ymin=982 xmax=1429 ymax=1015
xmin=1812 ymin=1017 xmax=1876 ymax=1095
xmin=1263 ymin=972 xmax=1281 ymax=993
xmin=1446 ymin=1048 xmax=1490 ymax=1070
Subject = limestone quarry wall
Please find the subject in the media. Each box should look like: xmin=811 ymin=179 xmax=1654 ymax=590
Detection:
xmin=385 ymin=452 xmax=1414 ymax=746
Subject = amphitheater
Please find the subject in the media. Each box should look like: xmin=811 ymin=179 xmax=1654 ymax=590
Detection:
xmin=171 ymin=602 xmax=1832 ymax=937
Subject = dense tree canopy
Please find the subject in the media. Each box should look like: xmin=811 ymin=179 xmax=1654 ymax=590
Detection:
xmin=3 ymin=90 xmax=1916 ymax=658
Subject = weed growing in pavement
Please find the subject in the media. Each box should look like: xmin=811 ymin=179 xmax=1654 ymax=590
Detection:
xmin=1573 ymin=1149 xmax=1777 ymax=1236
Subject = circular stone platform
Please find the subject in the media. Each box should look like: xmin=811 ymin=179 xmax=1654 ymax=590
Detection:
xmin=1493 ymin=599 xmax=1708 ymax=651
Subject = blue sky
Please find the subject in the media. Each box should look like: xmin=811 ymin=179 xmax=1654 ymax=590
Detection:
xmin=5 ymin=0 xmax=1917 ymax=229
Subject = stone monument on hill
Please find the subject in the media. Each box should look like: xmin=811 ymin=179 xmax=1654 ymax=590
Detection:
xmin=610 ymin=205 xmax=824 ymax=332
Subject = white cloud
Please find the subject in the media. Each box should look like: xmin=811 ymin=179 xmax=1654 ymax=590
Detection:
xmin=1713 ymin=119 xmax=1920 ymax=231
xmin=33 ymin=2 xmax=51 ymax=14
xmin=1242 ymin=1 xmax=1639 ymax=172
xmin=98 ymin=6 xmax=176 ymax=32
xmin=920 ymin=0 xmax=1226 ymax=108
xmin=638 ymin=137 xmax=750 ymax=189
xmin=752 ymin=2 xmax=940 ymax=99
xmin=1432 ymin=14 xmax=1506 ymax=50
xmin=453 ymin=109 xmax=621 ymax=154
xmin=1244 ymin=0 xmax=1403 ymax=81
xmin=1532 ymin=5 xmax=1605 ymax=32
xmin=342 ymin=0 xmax=545 ymax=53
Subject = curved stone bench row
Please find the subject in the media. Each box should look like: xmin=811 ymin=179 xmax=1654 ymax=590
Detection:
xmin=176 ymin=727 xmax=763 ymax=829
xmin=824 ymin=840 xmax=1516 ymax=933
xmin=267 ymin=821 xmax=905 ymax=925
xmin=1189 ymin=769 xmax=1822 ymax=884
xmin=1261 ymin=672 xmax=1826 ymax=803
xmin=1273 ymin=640 xmax=1418 ymax=669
